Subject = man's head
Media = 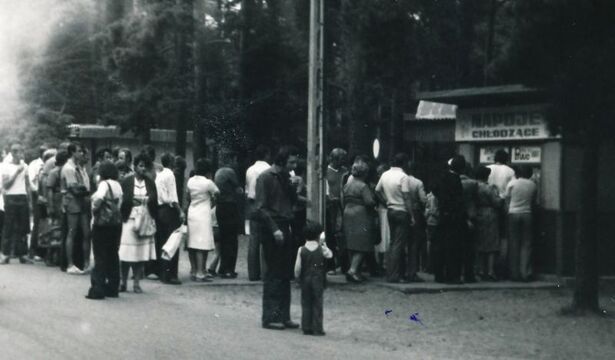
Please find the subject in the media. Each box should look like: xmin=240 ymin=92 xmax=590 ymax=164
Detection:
xmin=328 ymin=148 xmax=347 ymax=168
xmin=10 ymin=142 xmax=24 ymax=163
xmin=494 ymin=149 xmax=509 ymax=164
xmin=274 ymin=145 xmax=299 ymax=173
xmin=392 ymin=153 xmax=409 ymax=168
xmin=303 ymin=220 xmax=324 ymax=242
xmin=254 ymin=144 xmax=271 ymax=162
xmin=67 ymin=142 xmax=86 ymax=164
xmin=118 ymin=148 xmax=132 ymax=165
xmin=160 ymin=152 xmax=175 ymax=169
xmin=38 ymin=145 xmax=49 ymax=159
xmin=43 ymin=149 xmax=57 ymax=162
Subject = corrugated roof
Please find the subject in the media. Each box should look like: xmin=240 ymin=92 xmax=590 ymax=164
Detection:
xmin=414 ymin=100 xmax=457 ymax=120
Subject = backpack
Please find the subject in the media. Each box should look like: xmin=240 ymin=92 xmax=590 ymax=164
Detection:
xmin=93 ymin=181 xmax=122 ymax=226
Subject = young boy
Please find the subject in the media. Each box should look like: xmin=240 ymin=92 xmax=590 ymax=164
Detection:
xmin=294 ymin=220 xmax=332 ymax=336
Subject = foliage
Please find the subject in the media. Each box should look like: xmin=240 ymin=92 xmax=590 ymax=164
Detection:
xmin=500 ymin=0 xmax=615 ymax=139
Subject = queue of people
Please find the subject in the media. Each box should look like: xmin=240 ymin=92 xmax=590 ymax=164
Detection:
xmin=323 ymin=148 xmax=539 ymax=284
xmin=0 ymin=140 xmax=538 ymax=336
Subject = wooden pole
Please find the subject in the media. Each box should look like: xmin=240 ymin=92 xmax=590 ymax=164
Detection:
xmin=307 ymin=0 xmax=325 ymax=224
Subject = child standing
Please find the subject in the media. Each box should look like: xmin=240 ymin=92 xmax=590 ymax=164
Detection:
xmin=294 ymin=220 xmax=332 ymax=336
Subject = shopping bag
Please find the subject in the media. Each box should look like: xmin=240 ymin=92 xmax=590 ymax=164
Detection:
xmin=133 ymin=204 xmax=157 ymax=238
xmin=161 ymin=225 xmax=187 ymax=260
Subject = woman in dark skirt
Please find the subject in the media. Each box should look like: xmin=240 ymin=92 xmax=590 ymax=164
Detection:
xmin=86 ymin=161 xmax=123 ymax=299
xmin=342 ymin=162 xmax=377 ymax=283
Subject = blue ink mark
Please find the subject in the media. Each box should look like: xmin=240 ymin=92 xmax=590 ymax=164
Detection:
xmin=409 ymin=312 xmax=425 ymax=326
xmin=385 ymin=309 xmax=393 ymax=316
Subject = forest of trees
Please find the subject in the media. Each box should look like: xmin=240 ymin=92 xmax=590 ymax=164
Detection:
xmin=17 ymin=0 xmax=523 ymax=158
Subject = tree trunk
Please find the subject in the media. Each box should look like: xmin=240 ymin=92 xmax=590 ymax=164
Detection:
xmin=568 ymin=126 xmax=601 ymax=314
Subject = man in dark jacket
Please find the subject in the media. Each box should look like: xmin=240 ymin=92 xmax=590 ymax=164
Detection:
xmin=433 ymin=155 xmax=467 ymax=284
xmin=254 ymin=146 xmax=300 ymax=330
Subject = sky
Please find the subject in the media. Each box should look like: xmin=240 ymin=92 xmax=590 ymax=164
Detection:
xmin=0 ymin=0 xmax=91 ymax=127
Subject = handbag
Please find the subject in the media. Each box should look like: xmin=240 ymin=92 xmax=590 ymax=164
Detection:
xmin=133 ymin=201 xmax=157 ymax=237
xmin=161 ymin=225 xmax=187 ymax=260
xmin=93 ymin=181 xmax=122 ymax=226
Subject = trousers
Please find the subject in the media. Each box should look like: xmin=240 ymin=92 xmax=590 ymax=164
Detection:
xmin=386 ymin=209 xmax=412 ymax=282
xmin=508 ymin=213 xmax=533 ymax=280
xmin=2 ymin=195 xmax=30 ymax=257
xmin=217 ymin=202 xmax=240 ymax=275
xmin=261 ymin=221 xmax=293 ymax=324
xmin=152 ymin=205 xmax=181 ymax=279
xmin=88 ymin=225 xmax=121 ymax=297
xmin=301 ymin=274 xmax=325 ymax=333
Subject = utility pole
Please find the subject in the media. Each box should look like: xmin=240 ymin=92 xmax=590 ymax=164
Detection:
xmin=307 ymin=0 xmax=325 ymax=224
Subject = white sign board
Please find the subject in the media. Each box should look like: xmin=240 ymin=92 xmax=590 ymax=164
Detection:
xmin=512 ymin=146 xmax=541 ymax=163
xmin=456 ymin=104 xmax=555 ymax=142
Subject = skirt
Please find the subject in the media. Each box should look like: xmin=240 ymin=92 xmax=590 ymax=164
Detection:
xmin=118 ymin=219 xmax=157 ymax=262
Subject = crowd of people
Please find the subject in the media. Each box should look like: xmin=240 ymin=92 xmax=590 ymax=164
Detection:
xmin=0 ymin=140 xmax=537 ymax=335
xmin=323 ymin=148 xmax=538 ymax=285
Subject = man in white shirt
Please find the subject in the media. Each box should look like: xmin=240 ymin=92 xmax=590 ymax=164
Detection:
xmin=245 ymin=145 xmax=271 ymax=281
xmin=405 ymin=163 xmax=427 ymax=282
xmin=375 ymin=153 xmax=416 ymax=283
xmin=487 ymin=150 xmax=515 ymax=198
xmin=0 ymin=143 xmax=32 ymax=265
xmin=27 ymin=145 xmax=48 ymax=260
xmin=153 ymin=152 xmax=185 ymax=284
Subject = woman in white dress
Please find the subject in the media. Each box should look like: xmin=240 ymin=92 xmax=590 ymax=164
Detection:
xmin=118 ymin=153 xmax=158 ymax=293
xmin=186 ymin=158 xmax=219 ymax=282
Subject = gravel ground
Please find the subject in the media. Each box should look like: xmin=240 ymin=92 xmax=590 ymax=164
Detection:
xmin=1 ymin=236 xmax=613 ymax=359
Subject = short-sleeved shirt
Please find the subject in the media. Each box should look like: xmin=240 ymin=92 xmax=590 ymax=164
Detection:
xmin=487 ymin=164 xmax=515 ymax=198
xmin=155 ymin=167 xmax=179 ymax=205
xmin=375 ymin=167 xmax=410 ymax=213
xmin=61 ymin=158 xmax=90 ymax=214
xmin=245 ymin=161 xmax=270 ymax=200
xmin=405 ymin=175 xmax=427 ymax=212
xmin=3 ymin=161 xmax=28 ymax=195
xmin=505 ymin=178 xmax=537 ymax=214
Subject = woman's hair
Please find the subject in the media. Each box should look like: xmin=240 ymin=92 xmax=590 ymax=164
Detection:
xmin=55 ymin=150 xmax=69 ymax=167
xmin=133 ymin=153 xmax=153 ymax=170
xmin=475 ymin=166 xmax=491 ymax=181
xmin=351 ymin=161 xmax=370 ymax=179
xmin=98 ymin=160 xmax=119 ymax=181
xmin=194 ymin=158 xmax=213 ymax=176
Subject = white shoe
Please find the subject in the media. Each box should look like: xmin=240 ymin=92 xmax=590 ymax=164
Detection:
xmin=67 ymin=265 xmax=84 ymax=275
